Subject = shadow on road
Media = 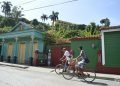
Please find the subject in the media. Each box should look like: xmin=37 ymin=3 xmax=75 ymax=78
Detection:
xmin=81 ymin=81 xmax=108 ymax=86
xmin=71 ymin=78 xmax=108 ymax=86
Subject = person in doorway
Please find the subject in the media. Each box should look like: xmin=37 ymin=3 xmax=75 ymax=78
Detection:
xmin=60 ymin=48 xmax=71 ymax=71
xmin=33 ymin=49 xmax=39 ymax=66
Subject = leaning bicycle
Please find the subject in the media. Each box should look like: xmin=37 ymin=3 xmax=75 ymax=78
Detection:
xmin=62 ymin=60 xmax=96 ymax=82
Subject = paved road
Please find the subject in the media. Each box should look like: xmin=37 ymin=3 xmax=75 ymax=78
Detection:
xmin=0 ymin=65 xmax=119 ymax=86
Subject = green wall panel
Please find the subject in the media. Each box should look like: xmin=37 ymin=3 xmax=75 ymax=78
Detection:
xmin=104 ymin=31 xmax=120 ymax=67
xmin=71 ymin=39 xmax=101 ymax=69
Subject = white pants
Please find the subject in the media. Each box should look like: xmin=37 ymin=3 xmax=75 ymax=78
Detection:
xmin=76 ymin=59 xmax=85 ymax=69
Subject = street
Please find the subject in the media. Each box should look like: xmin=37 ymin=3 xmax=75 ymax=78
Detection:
xmin=0 ymin=65 xmax=119 ymax=86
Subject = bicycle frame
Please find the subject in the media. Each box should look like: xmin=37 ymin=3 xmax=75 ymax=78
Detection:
xmin=62 ymin=60 xmax=96 ymax=82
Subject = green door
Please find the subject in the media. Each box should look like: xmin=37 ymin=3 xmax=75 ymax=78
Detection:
xmin=104 ymin=31 xmax=120 ymax=67
xmin=18 ymin=43 xmax=26 ymax=64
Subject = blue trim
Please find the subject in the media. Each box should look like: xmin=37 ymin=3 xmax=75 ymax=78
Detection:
xmin=38 ymin=39 xmax=44 ymax=53
xmin=0 ymin=29 xmax=42 ymax=39
xmin=0 ymin=43 xmax=3 ymax=56
xmin=2 ymin=43 xmax=7 ymax=61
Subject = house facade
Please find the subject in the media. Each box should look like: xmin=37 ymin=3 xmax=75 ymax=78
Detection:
xmin=101 ymin=26 xmax=120 ymax=67
xmin=0 ymin=22 xmax=44 ymax=65
xmin=71 ymin=34 xmax=120 ymax=74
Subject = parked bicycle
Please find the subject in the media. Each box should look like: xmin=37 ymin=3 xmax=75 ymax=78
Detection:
xmin=62 ymin=59 xmax=96 ymax=82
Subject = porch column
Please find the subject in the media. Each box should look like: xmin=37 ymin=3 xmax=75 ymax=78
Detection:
xmin=29 ymin=35 xmax=34 ymax=65
xmin=13 ymin=37 xmax=18 ymax=63
xmin=31 ymin=35 xmax=34 ymax=57
xmin=0 ymin=38 xmax=5 ymax=61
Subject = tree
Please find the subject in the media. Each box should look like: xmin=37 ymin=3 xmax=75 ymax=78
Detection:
xmin=0 ymin=17 xmax=15 ymax=27
xmin=85 ymin=22 xmax=97 ymax=35
xmin=86 ymin=25 xmax=91 ymax=32
xmin=90 ymin=22 xmax=96 ymax=35
xmin=100 ymin=19 xmax=105 ymax=25
xmin=100 ymin=18 xmax=110 ymax=27
xmin=36 ymin=22 xmax=49 ymax=31
xmin=1 ymin=1 xmax=12 ymax=17
xmin=41 ymin=14 xmax=48 ymax=22
xmin=19 ymin=18 xmax=30 ymax=24
xmin=11 ymin=6 xmax=24 ymax=23
xmin=31 ymin=19 xmax=39 ymax=27
xmin=0 ymin=2 xmax=1 ymax=15
xmin=49 ymin=11 xmax=59 ymax=26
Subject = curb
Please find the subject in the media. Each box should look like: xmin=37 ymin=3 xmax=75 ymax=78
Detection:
xmin=0 ymin=62 xmax=29 ymax=69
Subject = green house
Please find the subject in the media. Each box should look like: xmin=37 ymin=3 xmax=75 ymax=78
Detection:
xmin=101 ymin=26 xmax=120 ymax=67
xmin=0 ymin=22 xmax=44 ymax=64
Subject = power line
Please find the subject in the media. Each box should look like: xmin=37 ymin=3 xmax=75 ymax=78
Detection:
xmin=23 ymin=0 xmax=79 ymax=12
xmin=17 ymin=0 xmax=38 ymax=6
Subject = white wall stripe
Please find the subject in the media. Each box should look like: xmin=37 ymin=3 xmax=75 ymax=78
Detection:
xmin=101 ymin=28 xmax=120 ymax=33
xmin=101 ymin=31 xmax=105 ymax=65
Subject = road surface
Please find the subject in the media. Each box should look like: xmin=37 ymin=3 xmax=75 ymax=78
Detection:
xmin=0 ymin=65 xmax=119 ymax=86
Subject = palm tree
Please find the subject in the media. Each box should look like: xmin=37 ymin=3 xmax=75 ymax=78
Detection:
xmin=41 ymin=14 xmax=48 ymax=31
xmin=1 ymin=1 xmax=12 ymax=17
xmin=41 ymin=14 xmax=48 ymax=22
xmin=49 ymin=11 xmax=59 ymax=26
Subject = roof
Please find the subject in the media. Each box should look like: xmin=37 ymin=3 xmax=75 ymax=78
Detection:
xmin=0 ymin=29 xmax=43 ymax=39
xmin=0 ymin=22 xmax=43 ymax=39
xmin=100 ymin=25 xmax=120 ymax=30
xmin=71 ymin=36 xmax=100 ymax=41
xmin=11 ymin=21 xmax=33 ymax=32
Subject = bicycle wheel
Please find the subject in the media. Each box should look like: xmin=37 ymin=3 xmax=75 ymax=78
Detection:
xmin=55 ymin=64 xmax=64 ymax=75
xmin=62 ymin=66 xmax=75 ymax=80
xmin=81 ymin=68 xmax=96 ymax=82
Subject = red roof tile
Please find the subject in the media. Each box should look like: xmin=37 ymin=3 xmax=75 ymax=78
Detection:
xmin=71 ymin=36 xmax=101 ymax=41
xmin=100 ymin=25 xmax=120 ymax=30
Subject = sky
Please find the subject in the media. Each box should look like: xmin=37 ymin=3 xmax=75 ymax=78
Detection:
xmin=0 ymin=0 xmax=120 ymax=26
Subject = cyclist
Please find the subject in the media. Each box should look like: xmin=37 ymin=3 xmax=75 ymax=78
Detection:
xmin=60 ymin=48 xmax=71 ymax=71
xmin=75 ymin=46 xmax=87 ymax=74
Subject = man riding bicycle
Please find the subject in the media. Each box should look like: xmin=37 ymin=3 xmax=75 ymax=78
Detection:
xmin=60 ymin=48 xmax=71 ymax=71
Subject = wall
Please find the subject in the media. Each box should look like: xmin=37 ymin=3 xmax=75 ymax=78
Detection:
xmin=71 ymin=38 xmax=101 ymax=69
xmin=49 ymin=43 xmax=71 ymax=66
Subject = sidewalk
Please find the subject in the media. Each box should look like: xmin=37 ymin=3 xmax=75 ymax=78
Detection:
xmin=0 ymin=62 xmax=29 ymax=69
xmin=0 ymin=62 xmax=120 ymax=81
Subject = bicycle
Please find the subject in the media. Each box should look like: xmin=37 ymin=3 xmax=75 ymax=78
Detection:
xmin=55 ymin=60 xmax=65 ymax=75
xmin=62 ymin=60 xmax=96 ymax=83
